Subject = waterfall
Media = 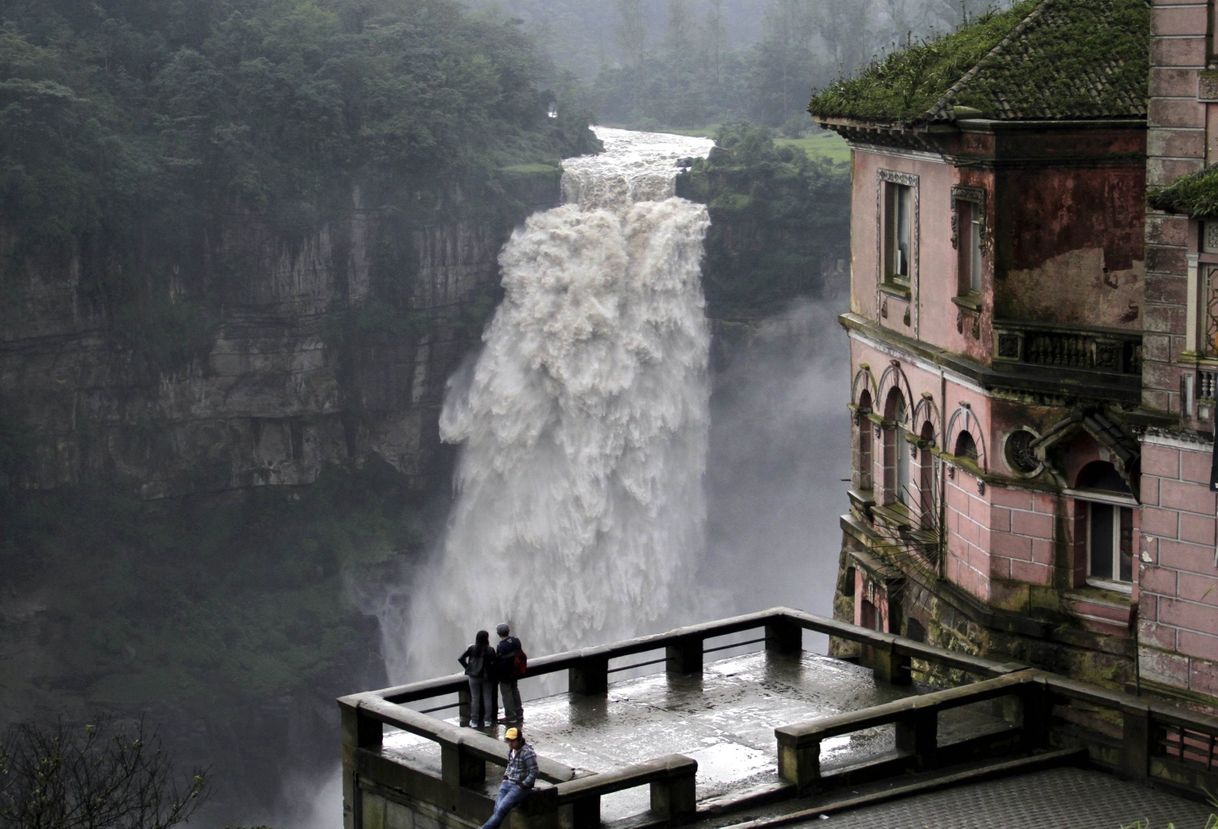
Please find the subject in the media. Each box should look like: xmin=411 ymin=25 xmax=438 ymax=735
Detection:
xmin=398 ymin=128 xmax=716 ymax=677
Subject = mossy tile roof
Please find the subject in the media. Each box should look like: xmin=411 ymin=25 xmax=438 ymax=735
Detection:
xmin=808 ymin=0 xmax=1148 ymax=125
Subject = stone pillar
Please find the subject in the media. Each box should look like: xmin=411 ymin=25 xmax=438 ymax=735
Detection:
xmin=775 ymin=727 xmax=821 ymax=792
xmin=441 ymin=737 xmax=486 ymax=789
xmin=1121 ymin=701 xmax=1153 ymax=780
xmin=650 ymin=767 xmax=697 ymax=819
xmin=765 ymin=616 xmax=803 ymax=655
xmin=869 ymin=636 xmax=911 ymax=685
xmin=895 ymin=710 xmax=938 ymax=767
xmin=458 ymin=683 xmax=471 ymax=727
xmin=519 ymin=784 xmax=559 ymax=829
xmin=569 ymin=654 xmax=609 ymax=695
xmin=666 ymin=634 xmax=704 ymax=676
xmin=340 ymin=699 xmax=382 ymax=829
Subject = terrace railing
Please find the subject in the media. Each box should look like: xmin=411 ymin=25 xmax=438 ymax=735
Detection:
xmin=338 ymin=607 xmax=1218 ymax=829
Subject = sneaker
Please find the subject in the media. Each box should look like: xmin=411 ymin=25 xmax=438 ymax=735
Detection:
xmin=481 ymin=721 xmax=492 ymax=728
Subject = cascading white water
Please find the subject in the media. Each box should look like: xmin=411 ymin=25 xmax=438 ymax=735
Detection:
xmin=398 ymin=128 xmax=716 ymax=677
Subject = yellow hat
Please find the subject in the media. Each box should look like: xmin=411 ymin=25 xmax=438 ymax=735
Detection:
xmin=504 ymin=727 xmax=520 ymax=741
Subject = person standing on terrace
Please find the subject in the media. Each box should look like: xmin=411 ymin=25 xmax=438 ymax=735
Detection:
xmin=458 ymin=629 xmax=497 ymax=728
xmin=479 ymin=726 xmax=537 ymax=829
xmin=495 ymin=622 xmax=525 ymax=725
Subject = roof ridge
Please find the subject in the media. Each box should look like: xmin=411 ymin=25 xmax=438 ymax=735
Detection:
xmin=926 ymin=0 xmax=1053 ymax=121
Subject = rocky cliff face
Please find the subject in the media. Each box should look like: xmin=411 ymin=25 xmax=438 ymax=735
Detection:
xmin=0 ymin=173 xmax=561 ymax=498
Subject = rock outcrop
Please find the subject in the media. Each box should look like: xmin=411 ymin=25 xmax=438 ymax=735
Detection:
xmin=0 ymin=173 xmax=562 ymax=497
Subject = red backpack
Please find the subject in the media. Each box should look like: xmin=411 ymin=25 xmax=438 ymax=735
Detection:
xmin=511 ymin=644 xmax=527 ymax=679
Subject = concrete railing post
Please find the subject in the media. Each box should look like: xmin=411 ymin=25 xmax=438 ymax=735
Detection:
xmin=441 ymin=738 xmax=486 ymax=789
xmin=565 ymin=794 xmax=600 ymax=827
xmin=895 ymin=710 xmax=938 ymax=767
xmin=869 ymin=637 xmax=911 ymax=686
xmin=775 ymin=727 xmax=821 ymax=793
xmin=339 ymin=699 xmax=381 ymax=829
xmin=569 ymin=653 xmax=609 ymax=695
xmin=458 ymin=683 xmax=471 ymax=728
xmin=521 ymin=784 xmax=559 ymax=829
xmin=650 ymin=766 xmax=697 ymax=820
xmin=765 ymin=616 xmax=803 ymax=655
xmin=666 ymin=634 xmax=704 ymax=676
xmin=1121 ymin=702 xmax=1153 ymax=780
xmin=1017 ymin=678 xmax=1050 ymax=752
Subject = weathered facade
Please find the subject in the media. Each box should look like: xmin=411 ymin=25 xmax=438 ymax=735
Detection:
xmin=814 ymin=0 xmax=1218 ymax=709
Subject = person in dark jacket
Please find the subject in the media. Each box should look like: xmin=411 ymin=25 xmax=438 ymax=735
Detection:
xmin=495 ymin=622 xmax=524 ymax=726
xmin=458 ymin=629 xmax=496 ymax=728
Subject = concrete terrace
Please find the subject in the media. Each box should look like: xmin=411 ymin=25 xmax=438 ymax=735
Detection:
xmin=339 ymin=609 xmax=1218 ymax=829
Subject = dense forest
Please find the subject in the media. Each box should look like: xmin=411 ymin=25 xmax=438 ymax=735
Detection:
xmin=0 ymin=0 xmax=596 ymax=824
xmin=0 ymin=0 xmax=595 ymax=300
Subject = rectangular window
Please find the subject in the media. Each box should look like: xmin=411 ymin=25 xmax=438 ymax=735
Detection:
xmin=957 ymin=199 xmax=983 ymax=294
xmin=1087 ymin=502 xmax=1133 ymax=585
xmin=885 ymin=183 xmax=911 ymax=284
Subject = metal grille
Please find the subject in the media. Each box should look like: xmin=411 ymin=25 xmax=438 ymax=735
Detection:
xmin=1161 ymin=722 xmax=1218 ymax=770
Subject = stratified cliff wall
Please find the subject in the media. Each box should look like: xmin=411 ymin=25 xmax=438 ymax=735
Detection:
xmin=0 ymin=173 xmax=561 ymax=498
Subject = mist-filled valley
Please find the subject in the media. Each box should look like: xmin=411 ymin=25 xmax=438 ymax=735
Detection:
xmin=0 ymin=0 xmax=1004 ymax=825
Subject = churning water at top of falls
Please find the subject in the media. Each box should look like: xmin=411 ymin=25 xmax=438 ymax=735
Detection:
xmin=398 ymin=128 xmax=716 ymax=678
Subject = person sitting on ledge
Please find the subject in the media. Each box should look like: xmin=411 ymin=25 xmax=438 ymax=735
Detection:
xmin=480 ymin=727 xmax=537 ymax=829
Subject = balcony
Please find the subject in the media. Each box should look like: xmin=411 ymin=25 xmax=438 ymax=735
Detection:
xmin=993 ymin=320 xmax=1142 ymax=376
xmin=338 ymin=608 xmax=1218 ymax=829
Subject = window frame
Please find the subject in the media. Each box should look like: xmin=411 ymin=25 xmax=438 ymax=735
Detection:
xmin=952 ymin=185 xmax=986 ymax=298
xmin=1066 ymin=487 xmax=1136 ymax=593
xmin=877 ymin=170 xmax=919 ymax=292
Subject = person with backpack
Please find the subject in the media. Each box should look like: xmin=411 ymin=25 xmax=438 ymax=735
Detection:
xmin=458 ymin=629 xmax=497 ymax=728
xmin=495 ymin=622 xmax=526 ymax=726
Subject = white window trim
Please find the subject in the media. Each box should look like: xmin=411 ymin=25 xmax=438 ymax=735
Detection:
xmin=1079 ymin=496 xmax=1134 ymax=592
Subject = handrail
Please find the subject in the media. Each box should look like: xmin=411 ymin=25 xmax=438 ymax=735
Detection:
xmin=776 ymin=669 xmax=1040 ymax=744
xmin=369 ymin=607 xmax=1020 ymax=706
xmin=340 ymin=607 xmax=1218 ymax=829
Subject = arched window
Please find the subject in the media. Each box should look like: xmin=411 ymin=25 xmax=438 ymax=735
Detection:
xmin=1074 ymin=461 xmax=1134 ymax=587
xmin=954 ymin=430 xmax=978 ymax=462
xmin=883 ymin=389 xmax=909 ymax=506
xmin=918 ymin=422 xmax=936 ymax=528
xmin=895 ymin=398 xmax=909 ymax=504
xmin=857 ymin=391 xmax=873 ymax=491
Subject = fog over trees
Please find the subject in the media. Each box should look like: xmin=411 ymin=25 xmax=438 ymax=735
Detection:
xmin=463 ymin=0 xmax=1012 ymax=127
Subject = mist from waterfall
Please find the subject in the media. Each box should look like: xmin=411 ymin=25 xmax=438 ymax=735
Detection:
xmin=396 ymin=128 xmax=717 ymax=678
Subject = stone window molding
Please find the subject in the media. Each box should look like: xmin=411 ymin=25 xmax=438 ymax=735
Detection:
xmin=876 ymin=170 xmax=920 ymax=335
xmin=1002 ymin=427 xmax=1043 ymax=478
xmin=950 ymin=185 xmax=987 ymax=250
xmin=944 ymin=404 xmax=988 ymax=472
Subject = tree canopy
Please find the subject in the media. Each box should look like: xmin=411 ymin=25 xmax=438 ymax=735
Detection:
xmin=0 ymin=0 xmax=596 ymax=254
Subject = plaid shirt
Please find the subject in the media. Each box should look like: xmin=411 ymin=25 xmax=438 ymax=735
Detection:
xmin=504 ymin=742 xmax=538 ymax=788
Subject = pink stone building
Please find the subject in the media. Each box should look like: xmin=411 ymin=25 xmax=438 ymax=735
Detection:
xmin=812 ymin=0 xmax=1218 ymax=708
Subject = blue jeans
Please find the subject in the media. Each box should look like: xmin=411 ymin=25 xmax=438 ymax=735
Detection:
xmin=480 ymin=780 xmax=529 ymax=829
xmin=468 ymin=676 xmax=494 ymax=725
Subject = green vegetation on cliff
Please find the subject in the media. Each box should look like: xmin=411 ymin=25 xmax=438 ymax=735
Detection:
xmin=0 ymin=0 xmax=598 ymax=373
xmin=0 ymin=461 xmax=421 ymax=710
xmin=679 ymin=123 xmax=850 ymax=317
